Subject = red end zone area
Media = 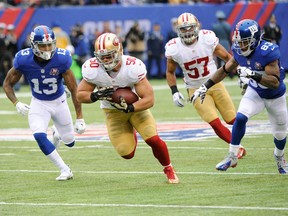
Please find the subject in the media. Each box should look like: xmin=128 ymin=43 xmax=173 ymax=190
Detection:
xmin=0 ymin=121 xmax=271 ymax=142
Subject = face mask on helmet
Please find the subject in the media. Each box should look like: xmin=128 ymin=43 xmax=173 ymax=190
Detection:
xmin=30 ymin=25 xmax=56 ymax=60
xmin=94 ymin=33 xmax=123 ymax=71
xmin=232 ymin=19 xmax=262 ymax=57
xmin=176 ymin=13 xmax=200 ymax=44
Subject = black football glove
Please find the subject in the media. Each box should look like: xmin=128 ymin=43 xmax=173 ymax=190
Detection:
xmin=110 ymin=96 xmax=134 ymax=113
xmin=90 ymin=86 xmax=114 ymax=102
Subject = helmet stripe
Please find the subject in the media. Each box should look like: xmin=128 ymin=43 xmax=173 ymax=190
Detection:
xmin=98 ymin=33 xmax=109 ymax=50
xmin=41 ymin=26 xmax=49 ymax=41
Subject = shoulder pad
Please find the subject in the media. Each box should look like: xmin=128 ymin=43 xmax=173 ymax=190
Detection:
xmin=126 ymin=57 xmax=147 ymax=82
xmin=165 ymin=38 xmax=180 ymax=58
xmin=82 ymin=58 xmax=99 ymax=81
xmin=259 ymin=42 xmax=280 ymax=60
xmin=200 ymin=30 xmax=218 ymax=44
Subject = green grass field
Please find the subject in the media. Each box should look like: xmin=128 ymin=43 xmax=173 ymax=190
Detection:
xmin=1 ymin=78 xmax=288 ymax=216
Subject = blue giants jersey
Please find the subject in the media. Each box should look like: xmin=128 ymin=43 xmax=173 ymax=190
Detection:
xmin=232 ymin=40 xmax=286 ymax=99
xmin=14 ymin=48 xmax=72 ymax=100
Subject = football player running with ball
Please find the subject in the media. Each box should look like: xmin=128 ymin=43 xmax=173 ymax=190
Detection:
xmin=165 ymin=12 xmax=246 ymax=159
xmin=3 ymin=25 xmax=86 ymax=181
xmin=192 ymin=19 xmax=288 ymax=174
xmin=77 ymin=32 xmax=179 ymax=184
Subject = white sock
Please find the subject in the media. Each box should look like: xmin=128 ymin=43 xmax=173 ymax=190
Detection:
xmin=274 ymin=147 xmax=284 ymax=157
xmin=229 ymin=144 xmax=239 ymax=156
xmin=47 ymin=150 xmax=69 ymax=172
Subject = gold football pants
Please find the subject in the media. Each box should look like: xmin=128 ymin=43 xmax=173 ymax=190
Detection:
xmin=187 ymin=82 xmax=236 ymax=124
xmin=103 ymin=108 xmax=157 ymax=156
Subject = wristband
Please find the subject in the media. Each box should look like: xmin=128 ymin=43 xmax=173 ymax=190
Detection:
xmin=90 ymin=93 xmax=98 ymax=102
xmin=251 ymin=73 xmax=262 ymax=83
xmin=222 ymin=64 xmax=230 ymax=74
xmin=205 ymin=79 xmax=215 ymax=89
xmin=126 ymin=104 xmax=135 ymax=113
xmin=170 ymin=85 xmax=178 ymax=95
xmin=272 ymin=74 xmax=280 ymax=82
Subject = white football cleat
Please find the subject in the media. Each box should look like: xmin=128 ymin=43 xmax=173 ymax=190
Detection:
xmin=216 ymin=152 xmax=238 ymax=171
xmin=51 ymin=125 xmax=61 ymax=149
xmin=56 ymin=169 xmax=73 ymax=181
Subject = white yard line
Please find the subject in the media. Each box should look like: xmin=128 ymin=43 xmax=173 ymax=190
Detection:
xmin=0 ymin=201 xmax=287 ymax=211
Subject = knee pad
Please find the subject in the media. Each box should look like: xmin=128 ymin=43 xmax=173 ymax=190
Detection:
xmin=33 ymin=133 xmax=55 ymax=155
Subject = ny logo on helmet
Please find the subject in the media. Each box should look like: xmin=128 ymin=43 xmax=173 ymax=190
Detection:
xmin=248 ymin=24 xmax=258 ymax=34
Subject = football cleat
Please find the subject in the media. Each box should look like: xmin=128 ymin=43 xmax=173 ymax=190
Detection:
xmin=56 ymin=169 xmax=73 ymax=181
xmin=216 ymin=152 xmax=238 ymax=171
xmin=51 ymin=125 xmax=61 ymax=149
xmin=237 ymin=145 xmax=247 ymax=159
xmin=274 ymin=154 xmax=288 ymax=174
xmin=163 ymin=165 xmax=179 ymax=184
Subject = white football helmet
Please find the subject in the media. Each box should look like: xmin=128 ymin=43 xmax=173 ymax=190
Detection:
xmin=94 ymin=33 xmax=123 ymax=71
xmin=176 ymin=13 xmax=200 ymax=45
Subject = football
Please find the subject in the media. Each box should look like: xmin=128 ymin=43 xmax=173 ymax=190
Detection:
xmin=111 ymin=87 xmax=139 ymax=104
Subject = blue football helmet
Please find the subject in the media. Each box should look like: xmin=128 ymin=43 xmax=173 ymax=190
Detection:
xmin=30 ymin=25 xmax=56 ymax=60
xmin=232 ymin=19 xmax=262 ymax=57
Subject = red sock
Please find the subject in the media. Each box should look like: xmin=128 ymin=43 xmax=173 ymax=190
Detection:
xmin=209 ymin=118 xmax=231 ymax=144
xmin=145 ymin=135 xmax=170 ymax=166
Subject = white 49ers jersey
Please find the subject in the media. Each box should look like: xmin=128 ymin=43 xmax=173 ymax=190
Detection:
xmin=165 ymin=29 xmax=219 ymax=88
xmin=82 ymin=55 xmax=147 ymax=109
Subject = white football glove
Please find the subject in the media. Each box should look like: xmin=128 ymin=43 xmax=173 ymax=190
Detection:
xmin=172 ymin=92 xmax=185 ymax=107
xmin=191 ymin=84 xmax=208 ymax=104
xmin=237 ymin=66 xmax=255 ymax=78
xmin=15 ymin=102 xmax=30 ymax=116
xmin=75 ymin=119 xmax=86 ymax=134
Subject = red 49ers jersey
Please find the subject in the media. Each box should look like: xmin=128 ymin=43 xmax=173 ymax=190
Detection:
xmin=165 ymin=29 xmax=219 ymax=89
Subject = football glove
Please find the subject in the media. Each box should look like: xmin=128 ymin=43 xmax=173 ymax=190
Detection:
xmin=90 ymin=86 xmax=114 ymax=102
xmin=172 ymin=92 xmax=185 ymax=107
xmin=110 ymin=96 xmax=134 ymax=113
xmin=75 ymin=118 xmax=86 ymax=134
xmin=15 ymin=101 xmax=30 ymax=116
xmin=238 ymin=76 xmax=249 ymax=95
xmin=190 ymin=84 xmax=208 ymax=104
xmin=237 ymin=66 xmax=255 ymax=78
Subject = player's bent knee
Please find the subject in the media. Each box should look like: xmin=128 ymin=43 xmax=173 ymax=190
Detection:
xmin=274 ymin=131 xmax=287 ymax=141
xmin=236 ymin=112 xmax=248 ymax=124
xmin=65 ymin=141 xmax=75 ymax=148
xmin=61 ymin=133 xmax=75 ymax=147
xmin=33 ymin=132 xmax=55 ymax=155
xmin=116 ymin=144 xmax=135 ymax=159
xmin=122 ymin=152 xmax=135 ymax=159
